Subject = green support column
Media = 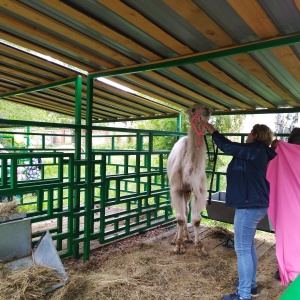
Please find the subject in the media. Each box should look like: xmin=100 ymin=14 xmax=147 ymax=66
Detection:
xmin=83 ymin=75 xmax=94 ymax=261
xmin=72 ymin=75 xmax=82 ymax=259
xmin=177 ymin=114 xmax=181 ymax=132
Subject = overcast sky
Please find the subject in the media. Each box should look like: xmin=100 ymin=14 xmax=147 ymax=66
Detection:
xmin=242 ymin=113 xmax=300 ymax=133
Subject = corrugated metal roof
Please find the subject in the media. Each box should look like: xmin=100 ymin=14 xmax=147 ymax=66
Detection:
xmin=1 ymin=0 xmax=300 ymax=121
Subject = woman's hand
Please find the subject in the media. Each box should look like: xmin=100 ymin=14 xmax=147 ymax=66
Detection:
xmin=204 ymin=123 xmax=216 ymax=134
xmin=271 ymin=139 xmax=279 ymax=149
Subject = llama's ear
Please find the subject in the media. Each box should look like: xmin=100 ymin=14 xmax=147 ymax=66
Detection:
xmin=185 ymin=107 xmax=191 ymax=114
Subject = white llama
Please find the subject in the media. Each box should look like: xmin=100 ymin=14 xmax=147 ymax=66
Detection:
xmin=166 ymin=103 xmax=211 ymax=254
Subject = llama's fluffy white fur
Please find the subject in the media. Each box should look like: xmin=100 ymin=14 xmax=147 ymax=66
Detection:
xmin=167 ymin=104 xmax=211 ymax=254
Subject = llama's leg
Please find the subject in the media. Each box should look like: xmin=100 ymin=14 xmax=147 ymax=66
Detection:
xmin=191 ymin=190 xmax=207 ymax=255
xmin=183 ymin=192 xmax=192 ymax=243
xmin=170 ymin=190 xmax=187 ymax=254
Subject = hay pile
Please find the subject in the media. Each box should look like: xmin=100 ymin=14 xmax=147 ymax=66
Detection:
xmin=0 ymin=264 xmax=62 ymax=300
xmin=0 ymin=201 xmax=19 ymax=220
xmin=50 ymin=240 xmax=237 ymax=300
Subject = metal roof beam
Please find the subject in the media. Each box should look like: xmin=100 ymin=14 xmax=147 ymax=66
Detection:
xmin=89 ymin=33 xmax=300 ymax=79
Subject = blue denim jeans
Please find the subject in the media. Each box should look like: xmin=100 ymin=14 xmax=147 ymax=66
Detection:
xmin=234 ymin=207 xmax=267 ymax=299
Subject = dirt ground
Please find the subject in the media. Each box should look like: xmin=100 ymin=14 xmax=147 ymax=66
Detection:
xmin=0 ymin=221 xmax=287 ymax=299
xmin=58 ymin=224 xmax=286 ymax=300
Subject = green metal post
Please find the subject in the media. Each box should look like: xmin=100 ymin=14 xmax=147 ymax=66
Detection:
xmin=26 ymin=126 xmax=30 ymax=147
xmin=83 ymin=75 xmax=94 ymax=261
xmin=72 ymin=76 xmax=82 ymax=258
xmin=177 ymin=114 xmax=181 ymax=132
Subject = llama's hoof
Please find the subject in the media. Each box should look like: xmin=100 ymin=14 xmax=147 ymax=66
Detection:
xmin=174 ymin=241 xmax=186 ymax=254
xmin=199 ymin=247 xmax=208 ymax=256
xmin=174 ymin=246 xmax=186 ymax=254
xmin=185 ymin=238 xmax=193 ymax=244
xmin=195 ymin=241 xmax=208 ymax=256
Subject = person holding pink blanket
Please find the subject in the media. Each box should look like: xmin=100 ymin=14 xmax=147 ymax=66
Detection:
xmin=267 ymin=127 xmax=300 ymax=286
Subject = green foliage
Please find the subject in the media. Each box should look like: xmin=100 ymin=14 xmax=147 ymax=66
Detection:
xmin=0 ymin=99 xmax=74 ymax=124
xmin=135 ymin=117 xmax=179 ymax=150
xmin=210 ymin=114 xmax=245 ymax=134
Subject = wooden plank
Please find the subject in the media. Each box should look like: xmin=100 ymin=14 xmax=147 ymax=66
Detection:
xmin=227 ymin=0 xmax=278 ymax=38
xmin=94 ymin=82 xmax=176 ymax=114
xmin=0 ymin=65 xmax=54 ymax=84
xmin=1 ymin=32 xmax=97 ymax=73
xmin=227 ymin=0 xmax=300 ymax=106
xmin=0 ymin=55 xmax=66 ymax=80
xmin=196 ymin=61 xmax=277 ymax=109
xmin=164 ymin=0 xmax=234 ymax=46
xmin=9 ymin=96 xmax=74 ymax=116
xmin=0 ymin=1 xmax=133 ymax=66
xmin=255 ymin=239 xmax=275 ymax=259
xmin=168 ymin=67 xmax=253 ymax=109
xmin=0 ymin=45 xmax=76 ymax=76
xmin=101 ymin=76 xmax=191 ymax=110
xmin=233 ymin=53 xmax=300 ymax=107
xmin=0 ymin=72 xmax=38 ymax=85
xmin=98 ymin=0 xmax=192 ymax=55
xmin=98 ymin=0 xmax=239 ymax=110
xmin=40 ymin=0 xmax=161 ymax=62
xmin=0 ymin=12 xmax=114 ymax=69
xmin=141 ymin=71 xmax=228 ymax=110
xmin=165 ymin=0 xmax=286 ymax=108
xmin=295 ymin=0 xmax=300 ymax=12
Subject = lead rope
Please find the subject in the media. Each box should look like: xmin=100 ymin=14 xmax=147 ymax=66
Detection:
xmin=204 ymin=135 xmax=219 ymax=205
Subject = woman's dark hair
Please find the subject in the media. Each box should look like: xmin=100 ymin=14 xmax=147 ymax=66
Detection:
xmin=288 ymin=127 xmax=300 ymax=145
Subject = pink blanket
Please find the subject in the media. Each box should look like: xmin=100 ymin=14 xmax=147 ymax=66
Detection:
xmin=267 ymin=141 xmax=300 ymax=285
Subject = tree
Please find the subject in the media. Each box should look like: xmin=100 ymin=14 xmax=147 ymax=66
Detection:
xmin=0 ymin=99 xmax=74 ymax=124
xmin=275 ymin=113 xmax=299 ymax=141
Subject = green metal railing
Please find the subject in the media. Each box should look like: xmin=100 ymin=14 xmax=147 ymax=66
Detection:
xmin=0 ymin=123 xmax=290 ymax=260
xmin=1 ymin=75 xmax=292 ymax=262
xmin=0 ymin=122 xmax=183 ymax=261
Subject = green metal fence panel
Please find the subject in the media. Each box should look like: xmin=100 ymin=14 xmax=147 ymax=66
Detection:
xmin=0 ymin=75 xmax=288 ymax=262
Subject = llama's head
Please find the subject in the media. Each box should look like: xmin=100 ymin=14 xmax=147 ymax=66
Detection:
xmin=185 ymin=104 xmax=212 ymax=145
xmin=185 ymin=103 xmax=212 ymax=124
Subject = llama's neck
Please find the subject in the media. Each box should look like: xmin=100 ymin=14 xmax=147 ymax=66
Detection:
xmin=187 ymin=127 xmax=206 ymax=156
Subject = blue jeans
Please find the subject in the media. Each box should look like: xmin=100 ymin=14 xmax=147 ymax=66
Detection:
xmin=234 ymin=208 xmax=267 ymax=299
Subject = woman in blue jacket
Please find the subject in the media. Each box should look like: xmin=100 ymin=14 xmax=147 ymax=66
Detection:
xmin=205 ymin=123 xmax=277 ymax=300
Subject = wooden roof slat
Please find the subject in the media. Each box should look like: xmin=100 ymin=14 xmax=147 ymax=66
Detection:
xmin=233 ymin=53 xmax=300 ymax=107
xmin=93 ymin=83 xmax=171 ymax=115
xmin=0 ymin=12 xmax=113 ymax=69
xmin=166 ymin=0 xmax=299 ymax=108
xmin=0 ymin=32 xmax=97 ymax=73
xmin=164 ymin=0 xmax=235 ymax=46
xmin=142 ymin=71 xmax=228 ymax=110
xmin=99 ymin=0 xmax=279 ymax=109
xmin=194 ymin=61 xmax=274 ymax=108
xmin=0 ymin=45 xmax=77 ymax=77
xmin=39 ymin=0 xmax=236 ymax=111
xmin=228 ymin=0 xmax=300 ymax=106
xmin=1 ymin=1 xmax=300 ymax=120
xmin=100 ymin=76 xmax=190 ymax=110
xmin=0 ymin=72 xmax=40 ymax=86
xmin=0 ymin=64 xmax=55 ymax=84
xmin=0 ymin=54 xmax=67 ymax=80
xmin=98 ymin=0 xmax=192 ymax=55
xmin=40 ymin=0 xmax=162 ymax=63
xmin=0 ymin=1 xmax=134 ymax=66
xmin=0 ymin=8 xmax=228 ymax=111
xmin=168 ymin=66 xmax=253 ymax=109
xmin=92 ymin=81 xmax=178 ymax=114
